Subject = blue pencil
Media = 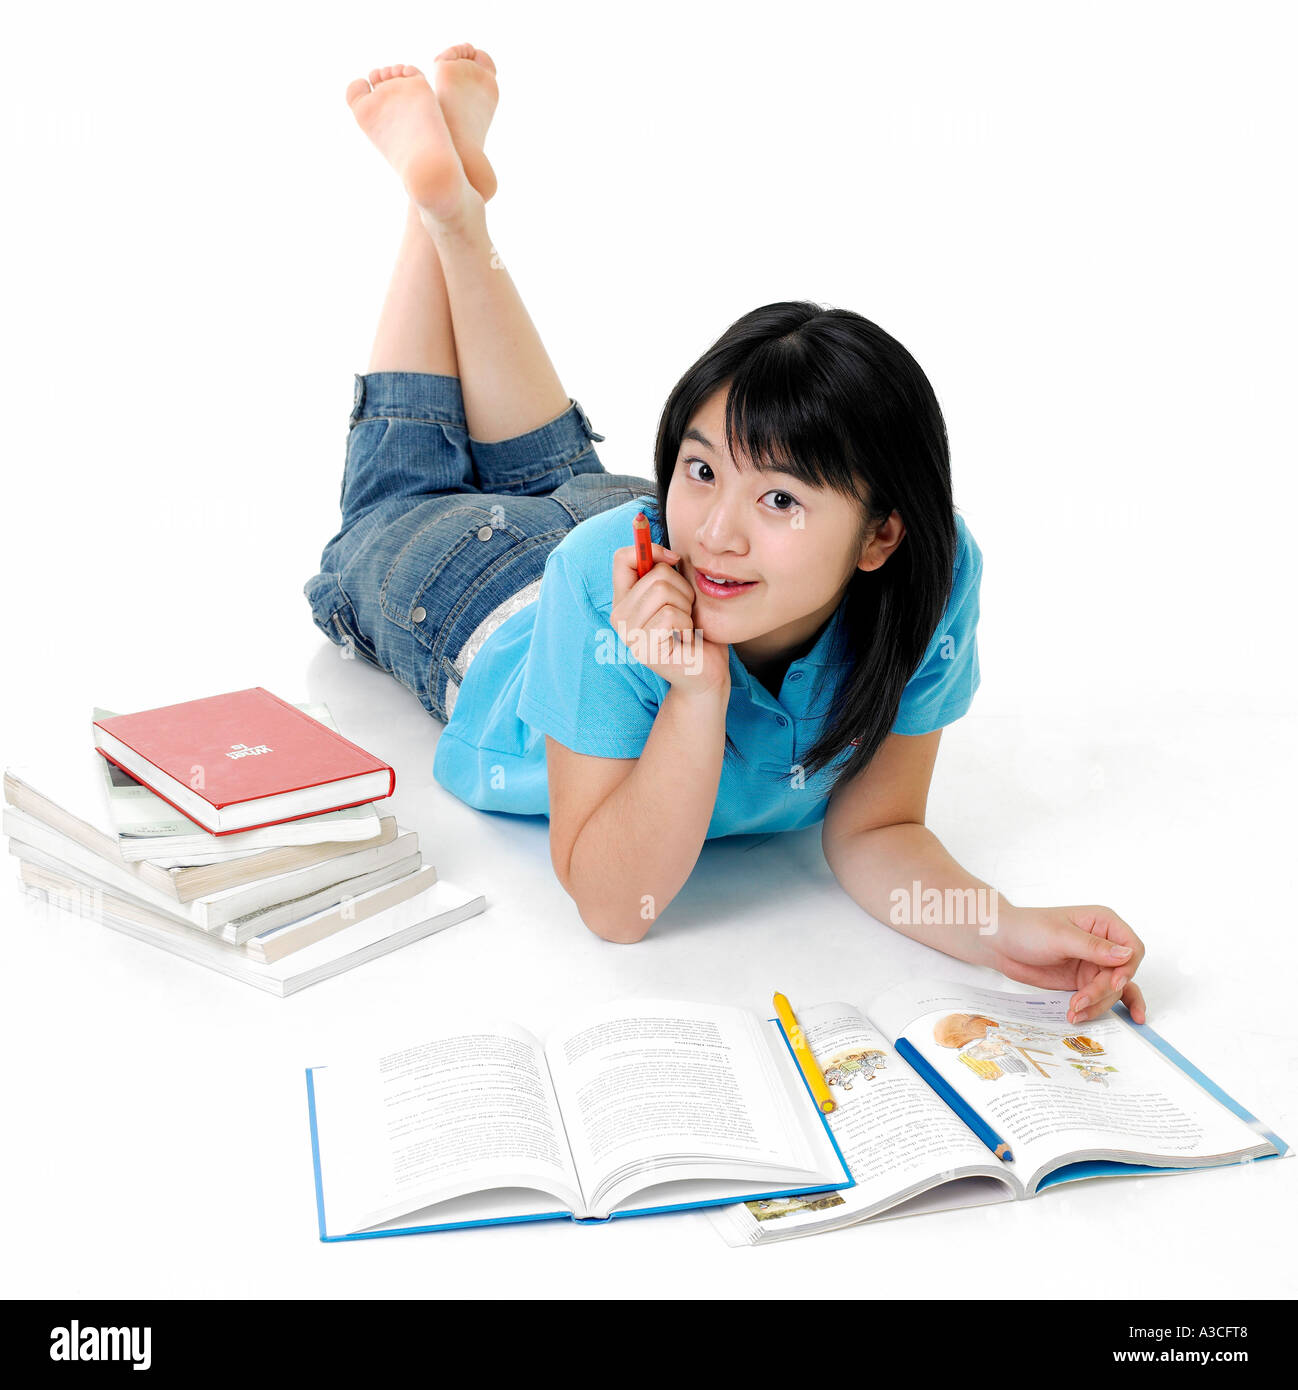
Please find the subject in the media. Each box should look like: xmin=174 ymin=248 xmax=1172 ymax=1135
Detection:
xmin=894 ymin=1037 xmax=1014 ymax=1163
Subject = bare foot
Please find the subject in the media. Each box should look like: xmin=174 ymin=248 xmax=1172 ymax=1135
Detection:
xmin=344 ymin=65 xmax=480 ymax=222
xmin=432 ymin=44 xmax=499 ymax=202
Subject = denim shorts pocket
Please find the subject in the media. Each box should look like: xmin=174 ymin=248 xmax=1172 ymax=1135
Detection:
xmin=338 ymin=417 xmax=391 ymax=508
xmin=377 ymin=497 xmax=572 ymax=713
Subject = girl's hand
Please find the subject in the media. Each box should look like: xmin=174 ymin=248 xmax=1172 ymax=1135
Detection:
xmin=979 ymin=903 xmax=1148 ymax=1025
xmin=610 ymin=541 xmax=730 ymax=698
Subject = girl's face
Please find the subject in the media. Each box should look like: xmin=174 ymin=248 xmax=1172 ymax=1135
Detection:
xmin=665 ymin=386 xmax=900 ymax=670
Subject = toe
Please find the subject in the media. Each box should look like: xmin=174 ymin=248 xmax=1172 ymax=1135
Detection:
xmin=471 ymin=48 xmax=496 ymax=74
xmin=345 ymin=77 xmax=372 ymax=107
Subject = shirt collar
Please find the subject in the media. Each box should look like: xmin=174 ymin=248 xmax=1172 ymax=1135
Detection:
xmin=728 ymin=599 xmax=853 ymax=711
xmin=799 ymin=601 xmax=852 ymax=669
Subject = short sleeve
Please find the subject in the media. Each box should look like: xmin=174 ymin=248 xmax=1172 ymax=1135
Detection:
xmin=891 ymin=520 xmax=983 ymax=736
xmin=517 ymin=545 xmax=665 ymax=758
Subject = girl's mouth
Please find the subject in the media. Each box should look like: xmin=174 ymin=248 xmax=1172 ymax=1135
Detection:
xmin=693 ymin=568 xmax=758 ymax=599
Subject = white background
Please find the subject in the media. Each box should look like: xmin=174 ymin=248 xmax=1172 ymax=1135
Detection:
xmin=2 ymin=0 xmax=1294 ymax=1299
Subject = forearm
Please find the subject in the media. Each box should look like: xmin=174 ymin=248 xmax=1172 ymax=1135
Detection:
xmin=567 ymin=685 xmax=727 ymax=942
xmin=823 ymin=821 xmax=1010 ymax=966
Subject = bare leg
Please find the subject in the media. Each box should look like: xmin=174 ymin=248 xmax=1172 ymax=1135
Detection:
xmin=366 ymin=201 xmax=459 ymax=376
xmin=421 ymin=201 xmax=571 ymax=443
xmin=347 ymin=61 xmax=571 ymax=443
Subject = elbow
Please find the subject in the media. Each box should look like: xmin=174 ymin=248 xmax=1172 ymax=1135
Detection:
xmin=584 ymin=914 xmax=652 ymax=945
xmin=551 ymin=827 xmax=653 ymax=944
xmin=563 ymin=881 xmax=653 ymax=945
xmin=552 ymin=858 xmax=651 ymax=945
xmin=574 ymin=895 xmax=653 ymax=945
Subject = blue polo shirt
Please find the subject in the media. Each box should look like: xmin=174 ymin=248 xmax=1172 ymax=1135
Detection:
xmin=432 ymin=497 xmax=982 ymax=836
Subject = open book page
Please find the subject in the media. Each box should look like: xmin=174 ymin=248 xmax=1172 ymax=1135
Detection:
xmin=869 ymin=980 xmax=1276 ymax=1192
xmin=708 ymin=1001 xmax=1016 ymax=1245
xmin=309 ymin=1020 xmax=585 ymax=1236
xmin=544 ymin=999 xmax=839 ymax=1218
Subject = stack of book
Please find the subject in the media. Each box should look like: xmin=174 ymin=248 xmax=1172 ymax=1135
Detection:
xmin=4 ymin=695 xmax=484 ymax=995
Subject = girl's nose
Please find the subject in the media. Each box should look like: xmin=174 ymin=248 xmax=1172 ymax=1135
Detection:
xmin=698 ymin=496 xmax=748 ymax=555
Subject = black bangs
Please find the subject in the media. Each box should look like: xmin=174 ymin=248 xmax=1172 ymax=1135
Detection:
xmin=652 ymin=300 xmax=958 ymax=788
xmin=721 ymin=334 xmax=869 ymax=505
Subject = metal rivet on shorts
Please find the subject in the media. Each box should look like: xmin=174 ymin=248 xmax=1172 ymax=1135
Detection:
xmin=411 ymin=606 xmax=427 ymax=623
xmin=477 ymin=525 xmax=493 ymax=541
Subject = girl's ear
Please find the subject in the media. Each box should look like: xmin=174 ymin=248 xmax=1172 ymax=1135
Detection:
xmin=857 ymin=510 xmax=906 ymax=573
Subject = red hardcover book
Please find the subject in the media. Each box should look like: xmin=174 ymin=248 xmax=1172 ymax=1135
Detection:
xmin=92 ymin=688 xmax=395 ymax=836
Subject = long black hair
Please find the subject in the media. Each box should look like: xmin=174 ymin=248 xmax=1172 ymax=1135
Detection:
xmin=652 ymin=301 xmax=958 ymax=788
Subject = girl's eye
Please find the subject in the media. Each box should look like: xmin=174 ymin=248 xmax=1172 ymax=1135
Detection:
xmin=761 ymin=489 xmax=799 ymax=512
xmin=685 ymin=459 xmax=715 ymax=483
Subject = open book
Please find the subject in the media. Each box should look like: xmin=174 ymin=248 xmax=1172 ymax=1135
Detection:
xmin=709 ymin=979 xmax=1288 ymax=1246
xmin=306 ymin=999 xmax=852 ymax=1237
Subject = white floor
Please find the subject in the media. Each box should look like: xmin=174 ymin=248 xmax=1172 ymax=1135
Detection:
xmin=3 ymin=0 xmax=1295 ymax=1301
xmin=2 ymin=631 xmax=1293 ymax=1298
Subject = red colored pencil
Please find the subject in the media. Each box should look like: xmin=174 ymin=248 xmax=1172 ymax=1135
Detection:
xmin=633 ymin=511 xmax=655 ymax=579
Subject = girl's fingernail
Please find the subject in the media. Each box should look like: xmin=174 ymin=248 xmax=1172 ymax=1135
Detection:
xmin=1110 ymin=945 xmax=1133 ymax=958
xmin=1114 ymin=976 xmax=1128 ymax=991
xmin=1074 ymin=997 xmax=1089 ymax=1013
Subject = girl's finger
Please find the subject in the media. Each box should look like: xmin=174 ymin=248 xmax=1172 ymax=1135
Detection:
xmin=1088 ymin=908 xmax=1145 ymax=965
xmin=625 ymin=574 xmax=695 ymax=629
xmin=614 ymin=578 xmax=689 ymax=634
xmin=645 ymin=601 xmax=694 ymax=636
xmin=613 ymin=542 xmax=679 ymax=577
xmin=1069 ymin=968 xmax=1118 ymax=1024
xmin=612 ymin=544 xmax=680 ymax=601
xmin=1065 ymin=923 xmax=1135 ymax=972
xmin=1122 ymin=979 xmax=1148 ymax=1024
xmin=1071 ymin=962 xmax=1146 ymax=1023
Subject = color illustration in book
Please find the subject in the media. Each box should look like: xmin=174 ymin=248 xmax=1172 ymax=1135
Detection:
xmin=743 ymin=1192 xmax=848 ymax=1222
xmin=1072 ymin=1063 xmax=1119 ymax=1087
xmin=823 ymin=1048 xmax=888 ymax=1091
xmin=933 ymin=1012 xmax=1113 ymax=1083
xmin=957 ymin=1053 xmax=1004 ymax=1080
xmin=933 ymin=1013 xmax=1000 ymax=1048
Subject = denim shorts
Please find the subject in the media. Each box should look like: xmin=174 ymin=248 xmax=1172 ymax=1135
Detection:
xmin=304 ymin=372 xmax=651 ymax=721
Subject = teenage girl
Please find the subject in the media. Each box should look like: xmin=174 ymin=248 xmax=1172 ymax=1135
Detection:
xmin=305 ymin=48 xmax=1148 ymax=1027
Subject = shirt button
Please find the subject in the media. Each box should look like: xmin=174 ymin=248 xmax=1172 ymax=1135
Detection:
xmin=776 ymin=715 xmax=789 ymax=728
xmin=788 ymin=671 xmax=804 ymax=682
xmin=477 ymin=525 xmax=494 ymax=541
xmin=411 ymin=606 xmax=427 ymax=623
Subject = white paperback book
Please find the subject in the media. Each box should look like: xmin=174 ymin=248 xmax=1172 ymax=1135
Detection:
xmin=4 ymin=806 xmax=420 ymax=943
xmin=4 ymin=762 xmax=398 ymax=902
xmin=20 ymin=858 xmax=484 ymax=995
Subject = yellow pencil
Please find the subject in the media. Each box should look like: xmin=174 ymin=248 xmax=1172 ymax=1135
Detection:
xmin=773 ymin=992 xmax=836 ymax=1114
